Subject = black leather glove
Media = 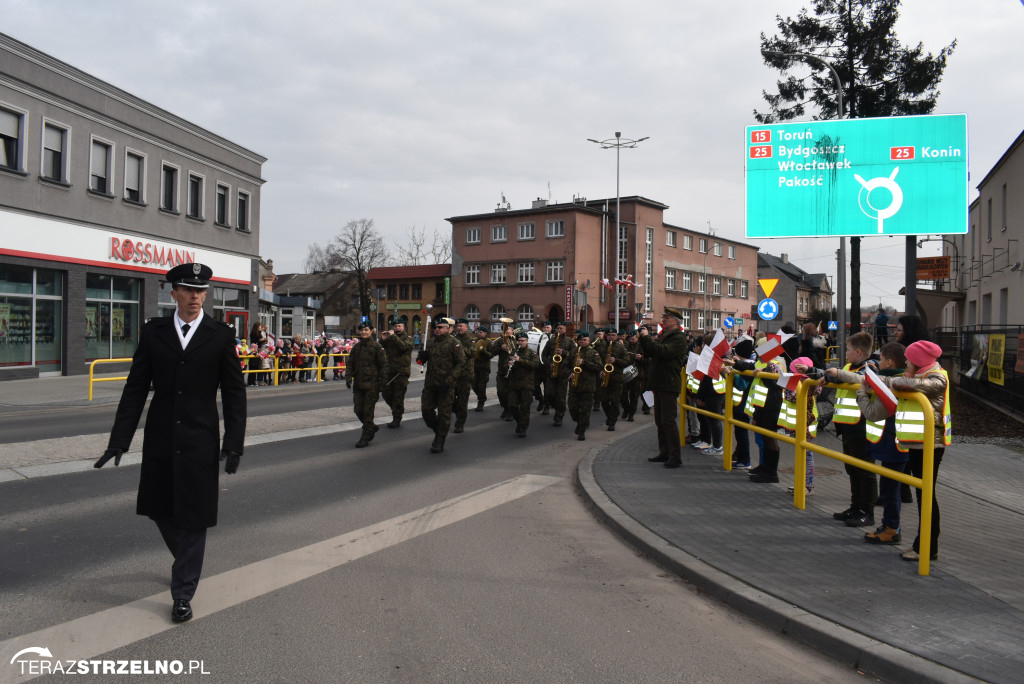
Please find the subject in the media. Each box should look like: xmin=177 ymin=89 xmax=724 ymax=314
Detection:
xmin=416 ymin=350 xmax=429 ymax=365
xmin=346 ymin=377 xmax=353 ymax=389
xmin=220 ymin=450 xmax=241 ymax=474
xmin=94 ymin=448 xmax=124 ymax=468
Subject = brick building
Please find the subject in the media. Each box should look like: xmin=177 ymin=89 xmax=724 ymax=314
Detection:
xmin=447 ymin=196 xmax=758 ymax=333
xmin=367 ymin=264 xmax=451 ymax=338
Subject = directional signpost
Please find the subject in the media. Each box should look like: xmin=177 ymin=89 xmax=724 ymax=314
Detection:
xmin=723 ymin=317 xmax=735 ymax=328
xmin=745 ymin=114 xmax=968 ymax=238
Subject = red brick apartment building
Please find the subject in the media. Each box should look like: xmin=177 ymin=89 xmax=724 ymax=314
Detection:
xmin=447 ymin=196 xmax=758 ymax=333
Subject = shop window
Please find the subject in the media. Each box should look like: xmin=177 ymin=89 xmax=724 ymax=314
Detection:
xmin=0 ymin=265 xmax=63 ymax=373
xmin=86 ymin=273 xmax=141 ymax=362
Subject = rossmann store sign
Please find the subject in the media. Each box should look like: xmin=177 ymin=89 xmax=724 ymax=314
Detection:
xmin=0 ymin=209 xmax=250 ymax=284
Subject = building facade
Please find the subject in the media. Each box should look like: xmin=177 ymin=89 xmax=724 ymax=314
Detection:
xmin=0 ymin=33 xmax=265 ymax=379
xmin=943 ymin=128 xmax=1024 ymax=327
xmin=756 ymin=253 xmax=833 ymax=331
xmin=367 ymin=264 xmax=451 ymax=338
xmin=447 ymin=196 xmax=758 ymax=333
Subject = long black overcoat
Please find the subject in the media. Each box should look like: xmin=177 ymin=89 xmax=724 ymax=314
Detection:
xmin=108 ymin=315 xmax=246 ymax=528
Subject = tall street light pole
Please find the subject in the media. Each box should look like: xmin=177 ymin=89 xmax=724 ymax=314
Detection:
xmin=588 ymin=132 xmax=649 ymax=331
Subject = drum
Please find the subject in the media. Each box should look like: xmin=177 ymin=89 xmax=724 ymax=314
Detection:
xmin=622 ymin=364 xmax=639 ymax=383
xmin=527 ymin=329 xmax=548 ymax=357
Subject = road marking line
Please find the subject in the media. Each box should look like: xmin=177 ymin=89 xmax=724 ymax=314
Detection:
xmin=0 ymin=474 xmax=559 ymax=682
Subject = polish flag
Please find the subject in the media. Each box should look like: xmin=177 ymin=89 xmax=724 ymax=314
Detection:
xmin=708 ymin=329 xmax=731 ymax=358
xmin=697 ymin=344 xmax=723 ymax=379
xmin=864 ymin=367 xmax=899 ymax=416
xmin=776 ymin=372 xmax=805 ymax=392
xmin=755 ymin=337 xmax=784 ymax=362
xmin=686 ymin=351 xmax=703 ymax=380
xmin=600 ymin=278 xmax=614 ymax=291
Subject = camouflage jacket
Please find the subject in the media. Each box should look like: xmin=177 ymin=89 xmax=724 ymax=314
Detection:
xmin=345 ymin=338 xmax=387 ymax=390
xmin=569 ymin=345 xmax=604 ymax=393
xmin=381 ymin=331 xmax=414 ymax=377
xmin=424 ymin=333 xmax=465 ymax=388
xmin=541 ymin=332 xmax=578 ymax=380
xmin=506 ymin=346 xmax=541 ymax=391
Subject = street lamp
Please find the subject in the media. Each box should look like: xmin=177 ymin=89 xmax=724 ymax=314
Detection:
xmin=702 ymin=227 xmax=715 ymax=331
xmin=588 ymin=132 xmax=649 ymax=330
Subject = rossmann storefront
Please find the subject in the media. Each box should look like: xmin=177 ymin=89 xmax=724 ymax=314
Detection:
xmin=1 ymin=212 xmax=253 ymax=380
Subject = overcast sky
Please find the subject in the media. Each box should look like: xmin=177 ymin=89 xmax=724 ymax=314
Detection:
xmin=5 ymin=0 xmax=1023 ymax=311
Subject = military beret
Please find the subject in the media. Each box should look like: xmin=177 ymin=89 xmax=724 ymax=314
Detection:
xmin=475 ymin=326 xmax=489 ymax=334
xmin=618 ymin=328 xmax=629 ymax=335
xmin=356 ymin=322 xmax=371 ymax=331
xmin=515 ymin=332 xmax=529 ymax=340
xmin=576 ymin=330 xmax=591 ymax=340
xmin=432 ymin=319 xmax=448 ymax=327
xmin=542 ymin=320 xmax=553 ymax=327
xmin=166 ymin=262 xmax=212 ymax=289
xmin=455 ymin=318 xmax=469 ymax=325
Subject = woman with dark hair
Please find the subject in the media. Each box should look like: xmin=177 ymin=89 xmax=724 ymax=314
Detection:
xmin=895 ymin=315 xmax=931 ymax=346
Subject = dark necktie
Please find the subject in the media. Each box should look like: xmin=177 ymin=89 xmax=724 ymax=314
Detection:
xmin=181 ymin=323 xmax=191 ymax=335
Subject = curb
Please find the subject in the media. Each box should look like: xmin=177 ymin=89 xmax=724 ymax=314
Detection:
xmin=574 ymin=447 xmax=979 ymax=684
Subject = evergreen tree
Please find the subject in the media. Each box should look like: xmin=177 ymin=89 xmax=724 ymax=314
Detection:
xmin=755 ymin=0 xmax=955 ymax=332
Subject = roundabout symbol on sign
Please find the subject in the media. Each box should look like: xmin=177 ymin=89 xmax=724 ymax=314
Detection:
xmin=757 ymin=298 xmax=779 ymax=321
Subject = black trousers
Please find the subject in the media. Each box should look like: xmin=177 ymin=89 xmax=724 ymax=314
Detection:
xmin=653 ymin=391 xmax=681 ymax=462
xmin=154 ymin=518 xmax=207 ymax=601
xmin=842 ymin=429 xmax=877 ymax=513
xmin=908 ymin=448 xmax=944 ymax=554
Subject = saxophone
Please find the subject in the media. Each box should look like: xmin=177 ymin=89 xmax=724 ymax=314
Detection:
xmin=600 ymin=343 xmax=615 ymax=388
xmin=550 ymin=333 xmax=563 ymax=378
xmin=570 ymin=347 xmax=584 ymax=387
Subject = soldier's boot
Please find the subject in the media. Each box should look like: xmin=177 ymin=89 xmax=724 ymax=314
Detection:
xmin=542 ymin=405 xmax=550 ymax=416
xmin=430 ymin=435 xmax=444 ymax=453
xmin=453 ymin=423 xmax=464 ymax=434
xmin=388 ymin=417 xmax=401 ymax=428
xmin=627 ymin=413 xmax=635 ymax=422
xmin=536 ymin=400 xmax=545 ymax=413
xmin=503 ymin=410 xmax=514 ymax=422
xmin=593 ymin=404 xmax=601 ymax=412
xmin=475 ymin=400 xmax=485 ymax=412
xmin=577 ymin=430 xmax=586 ymax=441
xmin=642 ymin=406 xmax=650 ymax=415
xmin=553 ymin=414 xmax=562 ymax=427
xmin=355 ymin=437 xmax=370 ymax=448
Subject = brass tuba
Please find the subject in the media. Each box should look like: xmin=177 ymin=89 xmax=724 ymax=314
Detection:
xmin=499 ymin=317 xmax=515 ymax=355
xmin=550 ymin=333 xmax=563 ymax=378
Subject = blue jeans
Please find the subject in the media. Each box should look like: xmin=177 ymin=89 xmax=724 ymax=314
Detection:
xmin=878 ymin=460 xmax=905 ymax=529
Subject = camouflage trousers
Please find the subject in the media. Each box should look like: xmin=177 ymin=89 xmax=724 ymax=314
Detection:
xmin=508 ymin=387 xmax=534 ymax=433
xmin=473 ymin=367 xmax=490 ymax=404
xmin=544 ymin=374 xmax=570 ymax=421
xmin=381 ymin=374 xmax=409 ymax=422
xmin=352 ymin=388 xmax=380 ymax=440
xmin=422 ymin=384 xmax=455 ymax=437
xmin=569 ymin=390 xmax=595 ymax=433
xmin=452 ymin=376 xmax=473 ymax=428
xmin=600 ymin=381 xmax=624 ymax=425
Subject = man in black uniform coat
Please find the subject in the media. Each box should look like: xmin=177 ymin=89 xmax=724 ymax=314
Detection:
xmin=95 ymin=263 xmax=246 ymax=624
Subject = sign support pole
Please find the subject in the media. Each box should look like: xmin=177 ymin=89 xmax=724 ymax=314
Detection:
xmin=906 ymin=236 xmax=917 ymax=320
xmin=838 ymin=239 xmax=847 ymax=366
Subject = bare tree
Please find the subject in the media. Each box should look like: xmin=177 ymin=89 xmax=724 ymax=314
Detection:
xmin=393 ymin=225 xmax=452 ymax=266
xmin=305 ymin=219 xmax=388 ymax=318
xmin=430 ymin=226 xmax=452 ymax=264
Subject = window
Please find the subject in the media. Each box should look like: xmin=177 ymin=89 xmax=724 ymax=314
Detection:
xmin=0 ymin=265 xmax=64 ymax=373
xmin=546 ymin=260 xmax=564 ymax=282
xmin=490 ymin=304 xmax=506 ymax=322
xmin=727 ymin=279 xmax=736 ymax=296
xmin=466 ymin=227 xmax=481 ymax=244
xmin=680 ymin=310 xmax=691 ymax=329
xmin=490 ymin=264 xmax=507 ymax=284
xmin=517 ymin=304 xmax=533 ymax=322
xmin=160 ymin=164 xmax=179 ymax=211
xmin=41 ymin=122 xmax=68 ymax=182
xmin=464 ymin=305 xmax=481 ymax=321
xmin=682 ymin=272 xmax=692 ymax=291
xmin=89 ymin=139 xmax=113 ymax=195
xmin=0 ymin=105 xmax=26 ymax=172
xmin=124 ymin=151 xmax=145 ymax=203
xmin=697 ymin=311 xmax=705 ymax=329
xmin=713 ymin=242 xmax=722 ymax=256
xmin=740 ymin=281 xmax=749 ymax=298
xmin=712 ymin=312 xmax=721 ymax=328
xmin=698 ymin=273 xmax=706 ymax=293
xmin=187 ymin=174 xmax=204 ymax=219
xmin=237 ymin=191 xmax=250 ymax=231
xmin=215 ymin=184 xmax=229 ymax=225
xmin=698 ymin=238 xmax=708 ymax=254
xmin=666 ymin=230 xmax=677 ymax=247
xmin=546 ymin=220 xmax=565 ymax=238
xmin=712 ymin=276 xmax=721 ymax=295
xmin=517 ymin=262 xmax=534 ymax=283
xmin=1002 ymin=184 xmax=1008 ymax=232
xmin=412 ymin=283 xmax=422 ymax=299
xmin=386 ymin=284 xmax=397 ymax=299
xmin=399 ymin=284 xmax=409 ymax=299
xmin=683 ymin=235 xmax=693 ymax=250
xmin=491 ymin=225 xmax=507 ymax=243
xmin=465 ymin=265 xmax=480 ymax=285
xmin=518 ymin=223 xmax=535 ymax=240
xmin=665 ymin=269 xmax=676 ymax=290
xmin=728 ymin=245 xmax=737 ymax=260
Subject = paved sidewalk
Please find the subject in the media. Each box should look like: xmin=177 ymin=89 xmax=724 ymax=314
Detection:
xmin=579 ymin=428 xmax=1024 ymax=684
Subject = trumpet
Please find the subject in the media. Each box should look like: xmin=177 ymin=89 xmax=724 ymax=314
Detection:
xmin=550 ymin=333 xmax=564 ymax=378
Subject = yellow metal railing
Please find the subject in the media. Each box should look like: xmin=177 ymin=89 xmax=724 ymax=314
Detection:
xmin=679 ymin=368 xmax=937 ymax=576
xmin=88 ymin=358 xmax=132 ymax=401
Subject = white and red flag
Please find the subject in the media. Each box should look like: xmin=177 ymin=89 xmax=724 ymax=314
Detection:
xmin=864 ymin=367 xmax=899 ymax=416
xmin=776 ymin=372 xmax=805 ymax=392
xmin=708 ymin=329 xmax=731 ymax=358
xmin=599 ymin=278 xmax=614 ymax=291
xmin=697 ymin=344 xmax=723 ymax=379
xmin=755 ymin=337 xmax=784 ymax=362
xmin=686 ymin=351 xmax=702 ymax=380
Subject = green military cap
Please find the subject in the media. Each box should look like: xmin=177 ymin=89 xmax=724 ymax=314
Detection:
xmin=474 ymin=326 xmax=489 ymax=334
xmin=576 ymin=330 xmax=591 ymax=340
xmin=515 ymin=331 xmax=529 ymax=340
xmin=356 ymin=321 xmax=371 ymax=330
xmin=455 ymin=318 xmax=469 ymax=325
xmin=663 ymin=306 xmax=683 ymax=320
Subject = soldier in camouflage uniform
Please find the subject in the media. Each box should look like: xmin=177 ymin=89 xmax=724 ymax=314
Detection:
xmin=380 ymin=318 xmax=414 ymax=428
xmin=541 ymin=321 xmax=577 ymax=427
xmin=568 ymin=330 xmax=603 ymax=441
xmin=471 ymin=326 xmax=493 ymax=411
xmin=599 ymin=328 xmax=634 ymax=431
xmin=345 ymin=322 xmax=387 ymax=448
xmin=451 ymin=318 xmax=476 ymax=433
xmin=506 ymin=331 xmax=541 ymax=437
xmin=421 ymin=318 xmax=465 ymax=453
xmin=489 ymin=324 xmax=517 ymax=421
xmin=620 ymin=328 xmax=644 ymax=421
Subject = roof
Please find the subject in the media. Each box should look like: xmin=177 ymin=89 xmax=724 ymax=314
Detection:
xmin=445 ymin=196 xmax=668 ymax=223
xmin=367 ymin=264 xmax=450 ymax=279
xmin=272 ymin=272 xmax=350 ymax=294
xmin=759 ymin=253 xmax=830 ymax=290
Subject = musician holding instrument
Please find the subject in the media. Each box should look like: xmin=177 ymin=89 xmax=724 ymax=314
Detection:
xmin=450 ymin=318 xmax=476 ymax=434
xmin=380 ymin=318 xmax=414 ymax=428
xmin=488 ymin=317 xmax=517 ymax=421
xmin=620 ymin=328 xmax=645 ymax=421
xmin=567 ymin=330 xmax=603 ymax=441
xmin=540 ymin=321 xmax=577 ymax=427
xmin=471 ymin=326 xmax=493 ymax=411
xmin=639 ymin=307 xmax=689 ymax=468
xmin=533 ymin=320 xmax=554 ymax=413
xmin=421 ymin=317 xmax=465 ymax=453
xmin=598 ymin=328 xmax=634 ymax=431
xmin=506 ymin=331 xmax=541 ymax=437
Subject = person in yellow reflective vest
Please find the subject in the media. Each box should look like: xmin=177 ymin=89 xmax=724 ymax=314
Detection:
xmin=782 ymin=356 xmax=822 ymax=495
xmin=850 ymin=340 xmax=951 ymax=563
xmin=728 ymin=336 xmax=756 ymax=469
xmin=828 ymin=332 xmax=879 ymax=528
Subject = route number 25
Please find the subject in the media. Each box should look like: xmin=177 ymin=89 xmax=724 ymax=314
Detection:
xmin=891 ymin=146 xmax=915 ymax=160
xmin=749 ymin=145 xmax=772 ymax=159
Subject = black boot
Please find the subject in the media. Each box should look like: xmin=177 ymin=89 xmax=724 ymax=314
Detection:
xmin=453 ymin=423 xmax=464 ymax=434
xmin=577 ymin=430 xmax=585 ymax=441
xmin=430 ymin=435 xmax=444 ymax=453
xmin=475 ymin=401 xmax=485 ymax=412
xmin=388 ymin=419 xmax=401 ymax=428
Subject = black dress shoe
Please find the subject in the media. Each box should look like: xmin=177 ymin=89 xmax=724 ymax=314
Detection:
xmin=663 ymin=459 xmax=682 ymax=469
xmin=171 ymin=599 xmax=192 ymax=623
xmin=648 ymin=455 xmax=669 ymax=462
xmin=749 ymin=472 xmax=779 ymax=483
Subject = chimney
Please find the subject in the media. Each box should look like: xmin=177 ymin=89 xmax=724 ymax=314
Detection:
xmin=781 ymin=253 xmax=789 ymax=264
xmin=532 ymin=198 xmax=549 ymax=209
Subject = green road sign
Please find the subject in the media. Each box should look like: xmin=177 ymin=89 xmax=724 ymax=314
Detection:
xmin=745 ymin=114 xmax=968 ymax=238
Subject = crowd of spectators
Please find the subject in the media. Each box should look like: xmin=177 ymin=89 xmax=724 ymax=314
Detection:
xmin=236 ymin=323 xmax=356 ymax=386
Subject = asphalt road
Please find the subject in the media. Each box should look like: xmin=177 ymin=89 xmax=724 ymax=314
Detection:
xmin=1 ymin=396 xmax=870 ymax=682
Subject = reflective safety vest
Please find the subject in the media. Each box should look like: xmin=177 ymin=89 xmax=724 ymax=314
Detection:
xmin=732 ymin=382 xmax=745 ymax=406
xmin=864 ymin=415 xmax=887 ymax=443
xmin=832 ymin=363 xmax=863 ymax=425
xmin=686 ymin=371 xmax=700 ymax=394
xmin=777 ymin=392 xmax=819 ymax=437
xmin=744 ymin=358 xmax=786 ymax=416
xmin=712 ymin=375 xmax=726 ymax=395
xmin=895 ymin=368 xmax=952 ymax=447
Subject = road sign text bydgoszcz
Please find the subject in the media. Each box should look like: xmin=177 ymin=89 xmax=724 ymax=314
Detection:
xmin=745 ymin=114 xmax=968 ymax=238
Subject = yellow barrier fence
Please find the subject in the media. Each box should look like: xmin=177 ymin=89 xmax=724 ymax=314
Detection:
xmin=679 ymin=368 xmax=937 ymax=576
xmin=88 ymin=358 xmax=132 ymax=401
